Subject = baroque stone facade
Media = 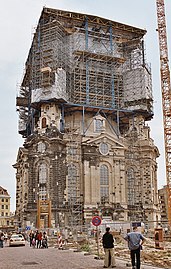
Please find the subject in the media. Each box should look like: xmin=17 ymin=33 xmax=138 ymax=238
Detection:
xmin=14 ymin=107 xmax=160 ymax=228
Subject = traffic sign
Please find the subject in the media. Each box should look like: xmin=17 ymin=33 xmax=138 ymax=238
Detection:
xmin=92 ymin=216 xmax=102 ymax=226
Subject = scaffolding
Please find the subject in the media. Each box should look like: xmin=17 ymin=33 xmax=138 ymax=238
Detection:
xmin=17 ymin=8 xmax=153 ymax=137
xmin=64 ymin=122 xmax=83 ymax=226
xmin=15 ymin=8 xmax=157 ymax=227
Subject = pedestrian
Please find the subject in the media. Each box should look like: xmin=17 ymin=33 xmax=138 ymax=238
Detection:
xmin=0 ymin=232 xmax=4 ymax=248
xmin=42 ymin=232 xmax=48 ymax=248
xmin=124 ymin=226 xmax=146 ymax=269
xmin=4 ymin=232 xmax=8 ymax=244
xmin=102 ymin=227 xmax=116 ymax=268
xmin=29 ymin=231 xmax=34 ymax=247
xmin=32 ymin=234 xmax=36 ymax=248
xmin=37 ymin=232 xmax=42 ymax=248
xmin=64 ymin=228 xmax=68 ymax=245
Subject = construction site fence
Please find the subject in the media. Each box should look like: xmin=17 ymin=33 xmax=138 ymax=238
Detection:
xmin=25 ymin=220 xmax=171 ymax=243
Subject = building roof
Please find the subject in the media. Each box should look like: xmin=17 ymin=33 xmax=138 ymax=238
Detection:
xmin=41 ymin=7 xmax=146 ymax=36
xmin=0 ymin=186 xmax=9 ymax=196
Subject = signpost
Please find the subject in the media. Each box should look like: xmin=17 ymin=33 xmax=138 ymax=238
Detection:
xmin=92 ymin=216 xmax=101 ymax=258
xmin=92 ymin=216 xmax=102 ymax=226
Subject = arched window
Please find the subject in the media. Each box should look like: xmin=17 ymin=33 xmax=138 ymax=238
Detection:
xmin=68 ymin=164 xmax=77 ymax=203
xmin=127 ymin=168 xmax=135 ymax=205
xmin=42 ymin=117 xmax=47 ymax=128
xmin=38 ymin=163 xmax=48 ymax=200
xmin=100 ymin=164 xmax=109 ymax=202
xmin=95 ymin=119 xmax=103 ymax=132
xmin=39 ymin=163 xmax=47 ymax=184
xmin=39 ymin=185 xmax=47 ymax=200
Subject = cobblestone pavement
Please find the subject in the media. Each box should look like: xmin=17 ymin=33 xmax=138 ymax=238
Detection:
xmin=0 ymin=242 xmax=165 ymax=269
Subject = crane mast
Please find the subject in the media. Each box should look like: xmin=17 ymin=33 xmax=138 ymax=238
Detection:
xmin=156 ymin=0 xmax=171 ymax=227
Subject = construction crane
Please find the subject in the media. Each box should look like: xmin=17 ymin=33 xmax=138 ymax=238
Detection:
xmin=156 ymin=0 xmax=171 ymax=227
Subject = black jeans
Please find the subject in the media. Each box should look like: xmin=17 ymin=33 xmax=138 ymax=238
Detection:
xmin=130 ymin=247 xmax=141 ymax=269
xmin=0 ymin=240 xmax=3 ymax=248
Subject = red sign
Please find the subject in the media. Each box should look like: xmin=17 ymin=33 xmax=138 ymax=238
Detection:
xmin=92 ymin=216 xmax=102 ymax=226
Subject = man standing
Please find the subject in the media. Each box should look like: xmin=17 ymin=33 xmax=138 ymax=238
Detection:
xmin=124 ymin=226 xmax=146 ymax=269
xmin=0 ymin=232 xmax=4 ymax=248
xmin=102 ymin=227 xmax=116 ymax=268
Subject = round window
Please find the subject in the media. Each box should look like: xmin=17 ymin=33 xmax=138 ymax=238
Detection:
xmin=99 ymin=143 xmax=109 ymax=155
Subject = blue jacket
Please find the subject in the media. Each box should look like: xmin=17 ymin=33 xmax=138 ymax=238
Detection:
xmin=124 ymin=231 xmax=145 ymax=250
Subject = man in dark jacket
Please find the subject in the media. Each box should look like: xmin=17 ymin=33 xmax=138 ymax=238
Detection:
xmin=102 ymin=227 xmax=116 ymax=268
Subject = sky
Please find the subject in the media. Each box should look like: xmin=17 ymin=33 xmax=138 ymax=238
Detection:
xmin=0 ymin=0 xmax=171 ymax=212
